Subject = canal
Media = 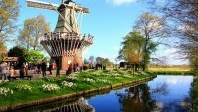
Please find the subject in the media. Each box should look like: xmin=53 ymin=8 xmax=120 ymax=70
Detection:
xmin=19 ymin=75 xmax=193 ymax=112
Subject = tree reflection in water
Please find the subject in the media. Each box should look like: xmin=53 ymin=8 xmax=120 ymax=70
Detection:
xmin=116 ymin=76 xmax=193 ymax=112
xmin=116 ymin=82 xmax=170 ymax=112
xmin=116 ymin=84 xmax=156 ymax=112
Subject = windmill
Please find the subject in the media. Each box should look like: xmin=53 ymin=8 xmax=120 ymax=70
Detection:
xmin=26 ymin=0 xmax=93 ymax=70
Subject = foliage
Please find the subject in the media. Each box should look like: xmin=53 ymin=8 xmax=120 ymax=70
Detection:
xmin=0 ymin=0 xmax=20 ymax=43
xmin=17 ymin=15 xmax=50 ymax=50
xmin=26 ymin=50 xmax=44 ymax=63
xmin=8 ymin=46 xmax=27 ymax=67
xmin=118 ymin=31 xmax=145 ymax=64
xmin=95 ymin=57 xmax=112 ymax=66
xmin=0 ymin=42 xmax=7 ymax=60
xmin=133 ymin=12 xmax=168 ymax=71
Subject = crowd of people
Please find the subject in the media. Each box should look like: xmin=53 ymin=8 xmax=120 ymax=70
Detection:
xmin=0 ymin=60 xmax=58 ymax=81
xmin=0 ymin=60 xmax=84 ymax=81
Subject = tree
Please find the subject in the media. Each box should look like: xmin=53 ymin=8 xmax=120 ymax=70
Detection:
xmin=118 ymin=31 xmax=145 ymax=64
xmin=144 ymin=0 xmax=198 ymax=72
xmin=89 ymin=56 xmax=94 ymax=64
xmin=0 ymin=0 xmax=20 ymax=42
xmin=0 ymin=42 xmax=7 ymax=60
xmin=18 ymin=15 xmax=50 ymax=50
xmin=8 ymin=46 xmax=27 ymax=67
xmin=96 ymin=57 xmax=103 ymax=64
xmin=103 ymin=58 xmax=113 ymax=66
xmin=133 ymin=12 xmax=169 ymax=71
xmin=26 ymin=50 xmax=44 ymax=63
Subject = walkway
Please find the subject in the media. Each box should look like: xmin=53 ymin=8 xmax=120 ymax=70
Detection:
xmin=14 ymin=69 xmax=67 ymax=80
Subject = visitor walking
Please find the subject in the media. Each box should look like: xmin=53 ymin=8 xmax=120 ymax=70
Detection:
xmin=66 ymin=63 xmax=73 ymax=75
xmin=41 ymin=60 xmax=47 ymax=77
xmin=19 ymin=63 xmax=25 ymax=79
xmin=48 ymin=62 xmax=53 ymax=75
xmin=0 ymin=61 xmax=7 ymax=81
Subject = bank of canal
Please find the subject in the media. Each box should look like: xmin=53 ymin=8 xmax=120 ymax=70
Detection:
xmin=17 ymin=75 xmax=194 ymax=112
xmin=0 ymin=70 xmax=156 ymax=111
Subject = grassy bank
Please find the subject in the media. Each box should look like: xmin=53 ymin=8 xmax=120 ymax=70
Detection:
xmin=148 ymin=65 xmax=191 ymax=71
xmin=0 ymin=69 xmax=155 ymax=110
xmin=148 ymin=66 xmax=193 ymax=75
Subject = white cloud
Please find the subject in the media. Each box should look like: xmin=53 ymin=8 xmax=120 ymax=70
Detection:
xmin=106 ymin=0 xmax=136 ymax=6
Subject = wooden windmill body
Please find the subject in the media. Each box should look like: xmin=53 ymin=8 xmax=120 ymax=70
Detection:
xmin=26 ymin=0 xmax=93 ymax=70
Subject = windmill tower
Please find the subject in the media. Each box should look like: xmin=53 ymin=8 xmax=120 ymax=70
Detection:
xmin=26 ymin=0 xmax=93 ymax=70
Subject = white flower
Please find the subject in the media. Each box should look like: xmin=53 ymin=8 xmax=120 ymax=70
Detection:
xmin=41 ymin=84 xmax=60 ymax=93
xmin=0 ymin=87 xmax=13 ymax=99
xmin=61 ymin=81 xmax=77 ymax=88
xmin=83 ymin=78 xmax=95 ymax=83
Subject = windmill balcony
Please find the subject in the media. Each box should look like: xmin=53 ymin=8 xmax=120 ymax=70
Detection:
xmin=40 ymin=32 xmax=94 ymax=44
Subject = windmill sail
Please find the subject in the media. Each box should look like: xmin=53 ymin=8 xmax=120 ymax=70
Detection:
xmin=26 ymin=0 xmax=59 ymax=10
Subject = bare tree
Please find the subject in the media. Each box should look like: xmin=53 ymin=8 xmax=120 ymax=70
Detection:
xmin=144 ymin=0 xmax=198 ymax=71
xmin=18 ymin=15 xmax=50 ymax=50
xmin=133 ymin=12 xmax=170 ymax=70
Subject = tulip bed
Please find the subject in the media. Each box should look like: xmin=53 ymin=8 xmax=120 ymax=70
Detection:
xmin=0 ymin=69 xmax=154 ymax=108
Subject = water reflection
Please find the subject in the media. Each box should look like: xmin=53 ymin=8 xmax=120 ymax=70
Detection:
xmin=87 ymin=75 xmax=193 ymax=112
xmin=19 ymin=97 xmax=95 ymax=112
xmin=116 ymin=84 xmax=157 ymax=112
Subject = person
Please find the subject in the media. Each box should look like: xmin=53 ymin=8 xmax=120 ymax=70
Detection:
xmin=37 ymin=62 xmax=41 ymax=73
xmin=48 ymin=62 xmax=53 ymax=75
xmin=66 ymin=63 xmax=73 ymax=75
xmin=8 ymin=66 xmax=14 ymax=81
xmin=41 ymin=60 xmax=47 ymax=77
xmin=25 ymin=65 xmax=29 ymax=75
xmin=19 ymin=63 xmax=25 ymax=79
xmin=0 ymin=62 xmax=7 ymax=81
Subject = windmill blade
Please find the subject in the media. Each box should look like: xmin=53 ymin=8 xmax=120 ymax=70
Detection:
xmin=78 ymin=6 xmax=89 ymax=14
xmin=26 ymin=0 xmax=59 ymax=10
xmin=63 ymin=4 xmax=90 ymax=14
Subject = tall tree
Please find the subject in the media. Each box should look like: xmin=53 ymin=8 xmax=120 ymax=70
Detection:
xmin=144 ymin=0 xmax=198 ymax=72
xmin=18 ymin=15 xmax=50 ymax=50
xmin=0 ymin=0 xmax=20 ymax=42
xmin=118 ymin=31 xmax=145 ymax=64
xmin=133 ymin=12 xmax=169 ymax=71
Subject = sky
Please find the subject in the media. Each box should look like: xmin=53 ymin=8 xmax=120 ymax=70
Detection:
xmin=17 ymin=0 xmax=189 ymax=65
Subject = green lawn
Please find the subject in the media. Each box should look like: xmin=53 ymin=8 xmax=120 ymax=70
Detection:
xmin=0 ymin=69 xmax=155 ymax=109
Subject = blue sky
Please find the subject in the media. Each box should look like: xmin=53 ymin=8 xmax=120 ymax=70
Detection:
xmin=17 ymin=0 xmax=188 ymax=65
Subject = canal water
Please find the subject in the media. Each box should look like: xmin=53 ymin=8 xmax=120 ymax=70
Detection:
xmin=20 ymin=75 xmax=193 ymax=112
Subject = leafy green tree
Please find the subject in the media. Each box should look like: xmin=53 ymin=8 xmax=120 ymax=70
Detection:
xmin=8 ymin=46 xmax=27 ymax=67
xmin=118 ymin=31 xmax=145 ymax=65
xmin=133 ymin=12 xmax=169 ymax=71
xmin=26 ymin=50 xmax=44 ymax=63
xmin=0 ymin=0 xmax=20 ymax=42
xmin=18 ymin=15 xmax=50 ymax=50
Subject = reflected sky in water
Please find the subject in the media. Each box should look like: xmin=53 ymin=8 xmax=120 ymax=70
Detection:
xmin=87 ymin=75 xmax=193 ymax=112
xmin=148 ymin=75 xmax=193 ymax=112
